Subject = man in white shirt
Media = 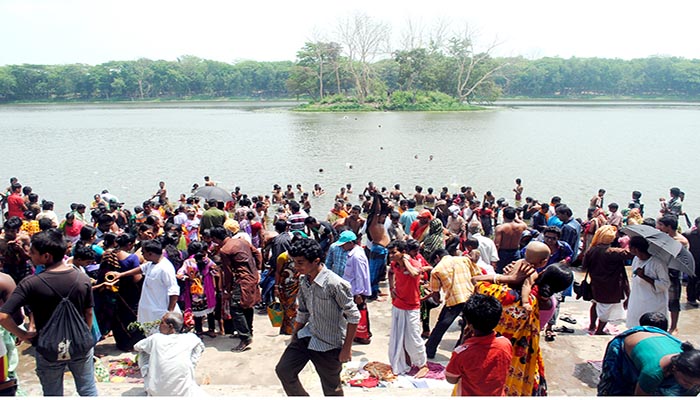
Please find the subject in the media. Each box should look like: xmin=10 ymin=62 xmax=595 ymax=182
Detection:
xmin=467 ymin=221 xmax=499 ymax=270
xmin=116 ymin=240 xmax=180 ymax=332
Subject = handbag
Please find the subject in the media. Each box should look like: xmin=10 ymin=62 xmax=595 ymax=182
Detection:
xmin=267 ymin=302 xmax=283 ymax=327
xmin=573 ymin=270 xmax=593 ymax=301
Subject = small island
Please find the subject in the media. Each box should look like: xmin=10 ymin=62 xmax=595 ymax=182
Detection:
xmin=294 ymin=91 xmax=486 ymax=112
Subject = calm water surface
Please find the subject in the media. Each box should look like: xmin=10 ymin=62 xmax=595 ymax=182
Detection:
xmin=1 ymin=102 xmax=698 ymax=224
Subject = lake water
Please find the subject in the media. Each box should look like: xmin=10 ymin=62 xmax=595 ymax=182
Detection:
xmin=1 ymin=101 xmax=699 ymax=226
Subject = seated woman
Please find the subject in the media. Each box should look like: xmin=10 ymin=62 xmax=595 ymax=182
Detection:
xmin=134 ymin=311 xmax=206 ymax=397
xmin=598 ymin=323 xmax=700 ymax=396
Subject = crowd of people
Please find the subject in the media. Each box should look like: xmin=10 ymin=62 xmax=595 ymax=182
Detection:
xmin=0 ymin=175 xmax=698 ymax=396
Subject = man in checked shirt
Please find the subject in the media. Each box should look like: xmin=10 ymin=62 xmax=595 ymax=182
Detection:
xmin=275 ymin=238 xmax=360 ymax=396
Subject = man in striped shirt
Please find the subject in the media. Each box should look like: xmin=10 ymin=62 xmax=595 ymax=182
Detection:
xmin=275 ymin=238 xmax=360 ymax=396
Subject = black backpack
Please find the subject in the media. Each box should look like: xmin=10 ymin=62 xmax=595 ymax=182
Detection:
xmin=35 ymin=273 xmax=95 ymax=362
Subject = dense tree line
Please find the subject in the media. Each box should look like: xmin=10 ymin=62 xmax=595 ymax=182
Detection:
xmin=1 ymin=54 xmax=699 ymax=103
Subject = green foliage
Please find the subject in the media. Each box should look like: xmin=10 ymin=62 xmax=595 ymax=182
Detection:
xmin=3 ymin=54 xmax=700 ymax=103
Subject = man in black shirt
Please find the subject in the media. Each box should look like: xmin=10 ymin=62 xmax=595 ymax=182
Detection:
xmin=0 ymin=229 xmax=97 ymax=396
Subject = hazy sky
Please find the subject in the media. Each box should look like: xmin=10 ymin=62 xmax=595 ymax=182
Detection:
xmin=2 ymin=0 xmax=699 ymax=66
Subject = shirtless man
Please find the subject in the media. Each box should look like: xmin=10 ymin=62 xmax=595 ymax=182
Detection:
xmin=424 ymin=187 xmax=437 ymax=207
xmin=513 ymin=178 xmax=523 ymax=207
xmin=152 ymin=181 xmax=167 ymax=205
xmin=494 ymin=207 xmax=528 ymax=274
xmin=464 ymin=186 xmax=476 ymax=203
xmin=335 ymin=187 xmax=349 ymax=202
xmin=284 ymin=185 xmax=295 ymax=201
xmin=344 ymin=205 xmax=365 ymax=236
xmin=362 ymin=181 xmax=377 ymax=198
xmin=390 ymin=184 xmax=406 ymax=203
xmin=413 ymin=186 xmax=425 ymax=207
xmin=366 ymin=192 xmax=391 ymax=299
xmin=272 ymin=184 xmax=284 ymax=204
xmin=204 ymin=176 xmax=217 ymax=187
xmin=345 ymin=183 xmax=353 ymax=194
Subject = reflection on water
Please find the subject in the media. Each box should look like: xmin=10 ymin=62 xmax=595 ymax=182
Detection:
xmin=0 ymin=102 xmax=698 ymax=222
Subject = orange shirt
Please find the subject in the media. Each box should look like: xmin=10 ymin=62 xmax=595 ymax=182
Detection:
xmin=446 ymin=332 xmax=512 ymax=396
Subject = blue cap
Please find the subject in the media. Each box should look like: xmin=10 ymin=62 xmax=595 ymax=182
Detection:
xmin=337 ymin=230 xmax=357 ymax=244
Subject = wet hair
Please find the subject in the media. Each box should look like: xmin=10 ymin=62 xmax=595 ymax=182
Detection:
xmin=31 ymin=229 xmax=66 ymax=265
xmin=162 ymin=311 xmax=184 ymax=333
xmin=288 ymin=238 xmax=323 ymax=262
xmin=38 ymin=218 xmax=54 ymax=231
xmin=516 ymin=178 xmax=522 ymax=184
xmin=658 ymin=215 xmax=679 ymax=231
xmin=639 ymin=312 xmax=668 ymax=331
xmin=387 ymin=239 xmax=407 ymax=252
xmin=394 ymin=184 xmax=400 ymax=189
xmin=463 ymin=293 xmax=503 ymax=334
xmin=598 ymin=189 xmax=606 ymax=194
xmin=671 ymin=342 xmax=700 ymax=380
xmin=503 ymin=207 xmax=516 ymax=220
xmin=632 ymin=191 xmax=642 ymax=200
xmin=73 ymin=245 xmax=96 ymax=262
xmin=407 ymin=199 xmax=417 ymax=208
xmin=629 ymin=236 xmax=650 ymax=254
xmin=3 ymin=216 xmax=22 ymax=230
xmin=670 ymin=187 xmax=681 ymax=197
xmin=141 ymin=239 xmax=163 ymax=255
xmin=209 ymin=226 xmax=228 ymax=241
xmin=542 ymin=226 xmax=562 ymax=238
xmin=535 ymin=262 xmax=574 ymax=295
xmin=427 ymin=187 xmax=433 ymax=194
xmin=415 ymin=186 xmax=423 ymax=193
xmin=116 ymin=233 xmax=136 ymax=248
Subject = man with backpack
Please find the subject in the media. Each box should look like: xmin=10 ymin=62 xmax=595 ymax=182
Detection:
xmin=0 ymin=229 xmax=97 ymax=396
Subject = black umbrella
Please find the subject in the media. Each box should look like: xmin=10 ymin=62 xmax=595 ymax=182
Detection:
xmin=193 ymin=186 xmax=233 ymax=203
xmin=621 ymin=225 xmax=696 ymax=277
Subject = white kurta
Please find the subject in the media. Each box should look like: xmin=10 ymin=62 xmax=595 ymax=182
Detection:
xmin=626 ymin=256 xmax=670 ymax=328
xmin=138 ymin=258 xmax=181 ymax=324
xmin=134 ymin=332 xmax=206 ymax=396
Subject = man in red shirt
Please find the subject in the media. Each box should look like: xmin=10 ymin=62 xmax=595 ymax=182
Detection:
xmin=446 ymin=293 xmax=512 ymax=396
xmin=387 ymin=240 xmax=428 ymax=376
xmin=6 ymin=183 xmax=26 ymax=220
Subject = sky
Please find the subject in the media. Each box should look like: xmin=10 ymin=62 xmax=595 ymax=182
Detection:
xmin=1 ymin=0 xmax=699 ymax=66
